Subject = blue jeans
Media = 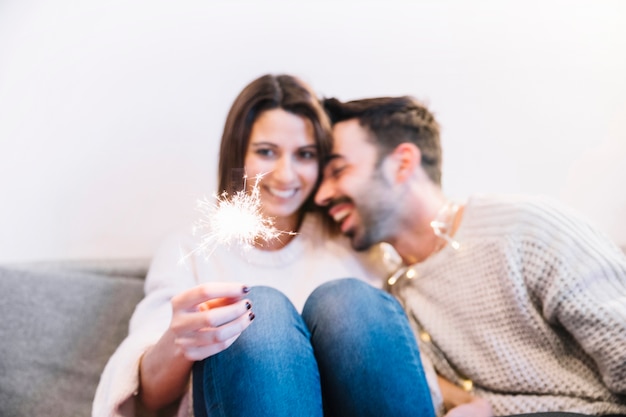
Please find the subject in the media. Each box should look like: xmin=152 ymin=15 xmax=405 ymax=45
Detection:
xmin=192 ymin=278 xmax=435 ymax=417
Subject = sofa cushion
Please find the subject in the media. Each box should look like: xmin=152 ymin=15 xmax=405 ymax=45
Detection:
xmin=0 ymin=264 xmax=146 ymax=417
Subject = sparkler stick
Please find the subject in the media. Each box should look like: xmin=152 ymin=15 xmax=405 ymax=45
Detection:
xmin=180 ymin=172 xmax=296 ymax=263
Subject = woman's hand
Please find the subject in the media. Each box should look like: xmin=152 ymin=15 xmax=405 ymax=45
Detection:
xmin=139 ymin=282 xmax=253 ymax=410
xmin=169 ymin=282 xmax=254 ymax=361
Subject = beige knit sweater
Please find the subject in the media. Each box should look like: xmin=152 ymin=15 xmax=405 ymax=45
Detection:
xmin=389 ymin=194 xmax=626 ymax=415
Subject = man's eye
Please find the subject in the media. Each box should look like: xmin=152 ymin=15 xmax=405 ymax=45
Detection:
xmin=328 ymin=165 xmax=345 ymax=179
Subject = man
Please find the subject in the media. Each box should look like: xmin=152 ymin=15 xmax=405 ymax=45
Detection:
xmin=315 ymin=96 xmax=626 ymax=416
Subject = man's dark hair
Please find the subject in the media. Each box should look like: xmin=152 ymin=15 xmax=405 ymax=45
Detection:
xmin=323 ymin=96 xmax=442 ymax=186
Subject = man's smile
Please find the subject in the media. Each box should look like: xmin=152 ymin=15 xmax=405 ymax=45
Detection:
xmin=328 ymin=199 xmax=356 ymax=232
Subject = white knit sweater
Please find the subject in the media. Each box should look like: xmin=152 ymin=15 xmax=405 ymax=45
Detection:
xmin=92 ymin=213 xmax=443 ymax=417
xmin=389 ymin=194 xmax=626 ymax=415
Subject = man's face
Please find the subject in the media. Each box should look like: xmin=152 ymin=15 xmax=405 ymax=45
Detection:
xmin=315 ymin=119 xmax=398 ymax=251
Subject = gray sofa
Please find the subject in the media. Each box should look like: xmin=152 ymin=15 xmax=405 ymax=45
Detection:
xmin=0 ymin=260 xmax=150 ymax=417
xmin=2 ymin=246 xmax=624 ymax=417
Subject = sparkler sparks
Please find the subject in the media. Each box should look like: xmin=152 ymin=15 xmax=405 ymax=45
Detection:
xmin=182 ymin=173 xmax=295 ymax=262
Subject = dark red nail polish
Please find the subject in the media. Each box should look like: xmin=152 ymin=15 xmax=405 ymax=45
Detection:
xmin=242 ymin=286 xmax=250 ymax=294
xmin=245 ymin=301 xmax=252 ymax=310
xmin=249 ymin=311 xmax=255 ymax=321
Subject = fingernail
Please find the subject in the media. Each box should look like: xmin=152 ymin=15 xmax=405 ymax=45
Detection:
xmin=249 ymin=311 xmax=255 ymax=321
xmin=242 ymin=286 xmax=250 ymax=294
xmin=245 ymin=301 xmax=252 ymax=310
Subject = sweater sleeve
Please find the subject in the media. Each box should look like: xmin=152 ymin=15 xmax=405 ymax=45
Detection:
xmin=92 ymin=291 xmax=175 ymax=417
xmin=523 ymin=199 xmax=626 ymax=395
xmin=92 ymin=233 xmax=196 ymax=417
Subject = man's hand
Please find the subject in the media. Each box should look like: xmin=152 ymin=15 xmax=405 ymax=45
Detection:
xmin=444 ymin=397 xmax=493 ymax=417
xmin=438 ymin=375 xmax=494 ymax=417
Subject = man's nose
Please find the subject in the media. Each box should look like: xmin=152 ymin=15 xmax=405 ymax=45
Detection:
xmin=314 ymin=178 xmax=333 ymax=207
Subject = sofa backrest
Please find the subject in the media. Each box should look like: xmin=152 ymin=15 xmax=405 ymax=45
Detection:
xmin=0 ymin=262 xmax=147 ymax=417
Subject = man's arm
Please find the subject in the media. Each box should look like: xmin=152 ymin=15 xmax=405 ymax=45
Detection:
xmin=537 ymin=222 xmax=626 ymax=393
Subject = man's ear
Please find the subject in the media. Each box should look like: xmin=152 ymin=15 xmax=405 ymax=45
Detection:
xmin=390 ymin=143 xmax=421 ymax=182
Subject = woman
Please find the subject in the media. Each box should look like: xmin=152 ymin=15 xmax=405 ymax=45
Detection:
xmin=92 ymin=74 xmax=438 ymax=417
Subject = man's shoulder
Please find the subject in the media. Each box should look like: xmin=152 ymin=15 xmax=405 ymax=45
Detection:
xmin=464 ymin=193 xmax=611 ymax=246
xmin=466 ymin=193 xmax=580 ymax=223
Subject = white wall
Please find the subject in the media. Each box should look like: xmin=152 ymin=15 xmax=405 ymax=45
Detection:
xmin=1 ymin=0 xmax=625 ymax=263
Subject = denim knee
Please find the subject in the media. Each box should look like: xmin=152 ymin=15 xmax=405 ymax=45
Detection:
xmin=304 ymin=277 xmax=369 ymax=310
xmin=302 ymin=278 xmax=402 ymax=328
xmin=244 ymin=285 xmax=312 ymax=343
xmin=194 ymin=285 xmax=323 ymax=417
xmin=300 ymin=279 xmax=435 ymax=417
xmin=248 ymin=285 xmax=296 ymax=318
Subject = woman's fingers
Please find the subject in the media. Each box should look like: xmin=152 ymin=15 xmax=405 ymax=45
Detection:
xmin=175 ymin=309 xmax=255 ymax=360
xmin=172 ymin=282 xmax=249 ymax=311
xmin=181 ymin=334 xmax=241 ymax=361
xmin=168 ymin=283 xmax=255 ymax=360
xmin=203 ymin=295 xmax=244 ymax=310
xmin=171 ymin=298 xmax=252 ymax=335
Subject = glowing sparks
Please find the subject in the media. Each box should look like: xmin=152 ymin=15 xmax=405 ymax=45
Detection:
xmin=183 ymin=173 xmax=295 ymax=262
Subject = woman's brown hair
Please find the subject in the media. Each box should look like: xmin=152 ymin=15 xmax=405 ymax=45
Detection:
xmin=217 ymin=74 xmax=335 ymax=230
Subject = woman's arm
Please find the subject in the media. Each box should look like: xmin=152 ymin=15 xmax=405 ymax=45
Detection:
xmin=138 ymin=328 xmax=193 ymax=410
xmin=138 ymin=282 xmax=254 ymax=411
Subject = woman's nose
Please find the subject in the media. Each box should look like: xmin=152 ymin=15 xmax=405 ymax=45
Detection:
xmin=274 ymin=156 xmax=296 ymax=183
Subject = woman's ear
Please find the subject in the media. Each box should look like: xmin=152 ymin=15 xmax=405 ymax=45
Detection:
xmin=391 ymin=143 xmax=421 ymax=182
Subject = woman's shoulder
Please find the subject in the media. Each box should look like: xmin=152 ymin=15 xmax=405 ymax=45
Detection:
xmin=144 ymin=227 xmax=210 ymax=290
xmin=299 ymin=213 xmax=398 ymax=283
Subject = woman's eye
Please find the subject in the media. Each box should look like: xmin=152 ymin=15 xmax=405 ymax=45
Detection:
xmin=256 ymin=148 xmax=276 ymax=157
xmin=299 ymin=150 xmax=317 ymax=160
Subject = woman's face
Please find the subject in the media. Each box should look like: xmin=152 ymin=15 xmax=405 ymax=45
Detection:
xmin=244 ymin=108 xmax=318 ymax=226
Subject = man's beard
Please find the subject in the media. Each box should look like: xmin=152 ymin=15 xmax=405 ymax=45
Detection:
xmin=348 ymin=172 xmax=397 ymax=251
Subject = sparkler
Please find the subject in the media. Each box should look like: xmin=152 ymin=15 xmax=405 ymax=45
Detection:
xmin=181 ymin=172 xmax=295 ymax=263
